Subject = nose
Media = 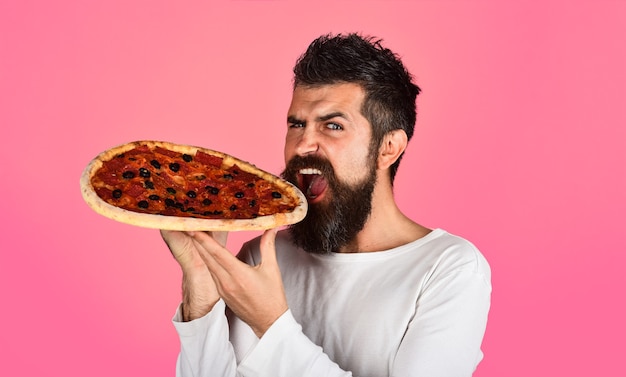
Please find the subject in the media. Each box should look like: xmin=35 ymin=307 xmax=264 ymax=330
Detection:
xmin=294 ymin=127 xmax=319 ymax=156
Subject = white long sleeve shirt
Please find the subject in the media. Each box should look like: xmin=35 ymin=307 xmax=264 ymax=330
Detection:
xmin=173 ymin=228 xmax=491 ymax=376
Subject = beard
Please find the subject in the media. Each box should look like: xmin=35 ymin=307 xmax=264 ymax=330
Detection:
xmin=281 ymin=154 xmax=377 ymax=254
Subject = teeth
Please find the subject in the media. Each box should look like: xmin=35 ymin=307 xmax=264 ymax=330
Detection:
xmin=299 ymin=168 xmax=322 ymax=175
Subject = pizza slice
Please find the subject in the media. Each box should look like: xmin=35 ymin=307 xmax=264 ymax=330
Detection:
xmin=80 ymin=140 xmax=307 ymax=231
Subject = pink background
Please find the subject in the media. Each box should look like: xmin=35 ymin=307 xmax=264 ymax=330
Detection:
xmin=1 ymin=1 xmax=624 ymax=376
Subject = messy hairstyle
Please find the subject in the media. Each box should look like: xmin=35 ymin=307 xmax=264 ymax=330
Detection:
xmin=292 ymin=33 xmax=421 ymax=183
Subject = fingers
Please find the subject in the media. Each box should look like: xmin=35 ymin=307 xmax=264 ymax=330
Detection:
xmin=210 ymin=231 xmax=229 ymax=248
xmin=160 ymin=230 xmax=192 ymax=258
xmin=259 ymin=228 xmax=279 ymax=266
xmin=187 ymin=228 xmax=279 ymax=269
xmin=187 ymin=231 xmax=239 ymax=273
xmin=160 ymin=229 xmax=182 ymax=246
xmin=187 ymin=228 xmax=281 ymax=280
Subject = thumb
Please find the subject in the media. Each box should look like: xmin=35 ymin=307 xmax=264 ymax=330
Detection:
xmin=259 ymin=227 xmax=279 ymax=266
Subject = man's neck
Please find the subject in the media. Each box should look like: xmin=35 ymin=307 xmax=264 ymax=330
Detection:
xmin=337 ymin=184 xmax=431 ymax=253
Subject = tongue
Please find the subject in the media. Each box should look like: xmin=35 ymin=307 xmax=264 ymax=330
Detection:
xmin=305 ymin=175 xmax=328 ymax=199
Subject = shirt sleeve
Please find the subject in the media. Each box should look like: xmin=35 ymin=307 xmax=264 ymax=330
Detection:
xmin=172 ymin=299 xmax=238 ymax=377
xmin=392 ymin=252 xmax=492 ymax=376
xmin=173 ymin=301 xmax=353 ymax=377
xmin=237 ymin=309 xmax=352 ymax=377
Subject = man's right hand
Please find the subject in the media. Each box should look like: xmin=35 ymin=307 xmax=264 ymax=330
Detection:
xmin=161 ymin=230 xmax=228 ymax=321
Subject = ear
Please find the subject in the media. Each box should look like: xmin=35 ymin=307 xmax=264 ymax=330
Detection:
xmin=377 ymin=129 xmax=408 ymax=170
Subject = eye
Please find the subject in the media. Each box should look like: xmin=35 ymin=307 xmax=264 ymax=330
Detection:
xmin=288 ymin=122 xmax=305 ymax=129
xmin=325 ymin=122 xmax=343 ymax=131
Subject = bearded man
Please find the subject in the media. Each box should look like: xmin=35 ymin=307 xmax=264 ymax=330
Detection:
xmin=161 ymin=33 xmax=491 ymax=377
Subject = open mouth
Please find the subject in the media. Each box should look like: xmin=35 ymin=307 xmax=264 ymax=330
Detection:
xmin=298 ymin=168 xmax=328 ymax=202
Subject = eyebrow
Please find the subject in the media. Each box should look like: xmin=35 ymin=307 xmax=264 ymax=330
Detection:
xmin=318 ymin=111 xmax=347 ymax=122
xmin=287 ymin=115 xmax=303 ymax=125
xmin=287 ymin=112 xmax=348 ymax=125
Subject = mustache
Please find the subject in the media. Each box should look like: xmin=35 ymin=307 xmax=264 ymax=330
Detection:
xmin=281 ymin=155 xmax=336 ymax=182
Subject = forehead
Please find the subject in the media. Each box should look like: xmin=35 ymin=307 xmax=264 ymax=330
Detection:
xmin=288 ymin=83 xmax=366 ymax=118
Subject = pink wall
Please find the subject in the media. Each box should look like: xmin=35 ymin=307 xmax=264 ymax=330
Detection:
xmin=1 ymin=1 xmax=624 ymax=376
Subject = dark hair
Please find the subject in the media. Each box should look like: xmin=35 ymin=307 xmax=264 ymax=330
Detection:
xmin=292 ymin=33 xmax=421 ymax=183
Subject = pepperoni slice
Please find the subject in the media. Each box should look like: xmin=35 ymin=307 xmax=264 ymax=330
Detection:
xmin=195 ymin=151 xmax=223 ymax=167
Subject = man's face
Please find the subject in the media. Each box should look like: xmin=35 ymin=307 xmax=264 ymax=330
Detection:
xmin=281 ymin=83 xmax=378 ymax=253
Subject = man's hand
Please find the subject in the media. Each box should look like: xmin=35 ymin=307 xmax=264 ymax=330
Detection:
xmin=161 ymin=230 xmax=228 ymax=321
xmin=186 ymin=228 xmax=288 ymax=338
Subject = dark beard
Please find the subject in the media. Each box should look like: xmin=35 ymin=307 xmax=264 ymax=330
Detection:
xmin=281 ymin=155 xmax=376 ymax=254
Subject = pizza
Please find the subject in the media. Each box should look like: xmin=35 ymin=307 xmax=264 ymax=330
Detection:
xmin=80 ymin=140 xmax=307 ymax=231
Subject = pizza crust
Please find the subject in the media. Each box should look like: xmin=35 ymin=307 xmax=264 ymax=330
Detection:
xmin=80 ymin=140 xmax=307 ymax=231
